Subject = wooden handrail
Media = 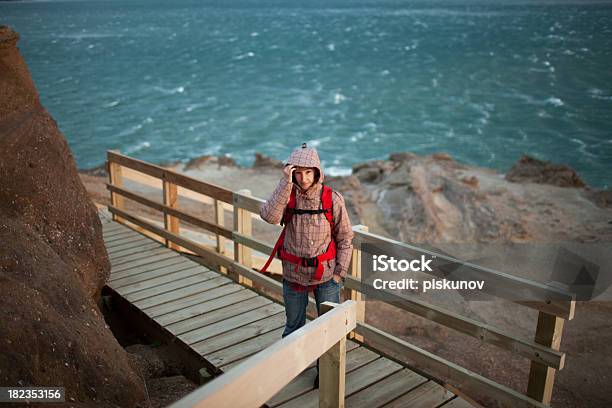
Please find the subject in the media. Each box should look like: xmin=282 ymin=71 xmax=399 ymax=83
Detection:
xmin=168 ymin=301 xmax=356 ymax=408
xmin=106 ymin=151 xmax=575 ymax=406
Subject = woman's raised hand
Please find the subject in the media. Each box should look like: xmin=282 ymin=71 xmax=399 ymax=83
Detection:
xmin=283 ymin=165 xmax=295 ymax=182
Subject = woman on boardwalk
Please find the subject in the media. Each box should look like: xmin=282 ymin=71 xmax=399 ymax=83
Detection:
xmin=259 ymin=143 xmax=354 ymax=383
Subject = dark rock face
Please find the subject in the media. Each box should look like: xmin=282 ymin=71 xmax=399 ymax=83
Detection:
xmin=0 ymin=26 xmax=146 ymax=406
xmin=505 ymin=154 xmax=586 ymax=188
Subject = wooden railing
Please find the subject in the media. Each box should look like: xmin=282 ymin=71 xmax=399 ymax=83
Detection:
xmin=168 ymin=300 xmax=356 ymax=408
xmin=106 ymin=150 xmax=576 ymax=408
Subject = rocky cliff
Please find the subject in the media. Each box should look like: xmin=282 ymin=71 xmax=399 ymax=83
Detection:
xmin=0 ymin=26 xmax=147 ymax=406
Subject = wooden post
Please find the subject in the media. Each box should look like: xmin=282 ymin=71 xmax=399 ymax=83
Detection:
xmin=526 ymin=311 xmax=565 ymax=404
xmin=108 ymin=151 xmax=125 ymax=223
xmin=320 ymin=302 xmax=346 ymax=408
xmin=163 ymin=179 xmax=180 ymax=250
xmin=347 ymin=225 xmax=368 ymax=342
xmin=215 ymin=199 xmax=227 ymax=274
xmin=233 ymin=189 xmax=253 ymax=287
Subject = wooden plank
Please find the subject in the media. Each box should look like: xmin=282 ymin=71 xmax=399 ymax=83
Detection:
xmin=105 ymin=234 xmax=151 ymax=250
xmin=276 ymin=357 xmax=403 ymax=408
xmin=167 ymin=301 xmax=356 ymax=408
xmin=111 ymin=251 xmax=184 ymax=273
xmin=133 ymin=276 xmax=232 ymax=310
xmin=356 ymin=323 xmax=548 ymax=408
xmin=114 ymin=269 xmax=216 ymax=295
xmin=108 ymin=242 xmax=163 ymax=261
xmin=102 ymin=222 xmax=128 ymax=234
xmin=353 ymin=230 xmax=575 ymax=319
xmin=232 ymin=191 xmax=264 ymax=214
xmin=166 ymin=296 xmax=273 ymax=336
xmin=106 ymin=151 xmax=235 ymax=204
xmin=348 ymin=225 xmax=367 ymax=343
xmin=319 ymin=333 xmax=346 ymax=408
xmin=124 ymin=273 xmax=219 ymax=303
xmin=106 ymin=238 xmax=158 ymax=255
xmin=107 ymin=206 xmax=287 ymax=301
xmin=344 ymin=277 xmax=565 ymax=370
xmin=439 ymin=396 xmax=478 ymax=408
xmin=110 ymin=263 xmax=205 ymax=288
xmin=233 ymin=189 xmax=253 ymax=287
xmin=110 ymin=246 xmax=173 ymax=267
xmin=344 ymin=369 xmax=428 ymax=408
xmin=209 ymin=327 xmax=285 ymax=368
xmin=156 ymin=289 xmax=258 ymax=326
xmin=381 ymin=380 xmax=455 ymax=408
xmin=108 ymin=155 xmax=125 ymax=222
xmin=163 ymin=180 xmax=180 ymax=250
xmin=107 ymin=184 xmax=234 ymax=240
xmin=179 ymin=303 xmax=285 ymax=345
xmin=104 ymin=229 xmax=137 ymax=240
xmin=144 ymin=283 xmax=244 ymax=318
xmin=192 ymin=312 xmax=287 ymax=357
xmin=110 ymin=256 xmax=193 ymax=281
xmin=266 ymin=345 xmax=377 ymax=407
xmin=527 ymin=312 xmax=565 ymax=404
xmin=104 ymin=231 xmax=143 ymax=246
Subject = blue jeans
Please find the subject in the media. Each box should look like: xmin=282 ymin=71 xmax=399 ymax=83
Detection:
xmin=281 ymin=278 xmax=342 ymax=338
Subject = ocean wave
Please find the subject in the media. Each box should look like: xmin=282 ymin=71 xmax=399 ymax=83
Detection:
xmin=124 ymin=141 xmax=151 ymax=154
xmin=104 ymin=100 xmax=120 ymax=108
xmin=325 ymin=166 xmax=352 ymax=176
xmin=153 ymin=86 xmax=185 ymax=95
xmin=546 ymin=97 xmax=564 ymax=107
xmin=234 ymin=52 xmax=255 ymax=60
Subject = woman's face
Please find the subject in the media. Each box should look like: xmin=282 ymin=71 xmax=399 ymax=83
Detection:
xmin=294 ymin=166 xmax=315 ymax=191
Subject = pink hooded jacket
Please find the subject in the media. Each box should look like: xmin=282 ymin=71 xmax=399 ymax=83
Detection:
xmin=260 ymin=145 xmax=354 ymax=286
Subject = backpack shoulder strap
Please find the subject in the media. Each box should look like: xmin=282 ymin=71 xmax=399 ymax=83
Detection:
xmin=281 ymin=187 xmax=297 ymax=226
xmin=321 ymin=185 xmax=334 ymax=227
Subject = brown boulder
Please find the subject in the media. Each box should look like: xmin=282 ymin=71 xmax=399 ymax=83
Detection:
xmin=0 ymin=26 xmax=146 ymax=406
xmin=505 ymin=154 xmax=586 ymax=187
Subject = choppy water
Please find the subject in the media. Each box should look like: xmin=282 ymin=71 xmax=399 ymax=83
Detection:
xmin=2 ymin=0 xmax=611 ymax=187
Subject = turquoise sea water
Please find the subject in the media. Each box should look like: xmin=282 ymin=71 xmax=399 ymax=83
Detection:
xmin=2 ymin=0 xmax=611 ymax=188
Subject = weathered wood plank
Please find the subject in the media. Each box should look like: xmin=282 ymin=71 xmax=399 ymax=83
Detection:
xmin=133 ymin=276 xmax=232 ymax=310
xmin=110 ymin=263 xmax=205 ymax=289
xmin=156 ymin=289 xmax=258 ymax=326
xmin=106 ymin=238 xmax=159 ymax=255
xmin=166 ymin=296 xmax=273 ymax=336
xmin=380 ymin=380 xmax=455 ymax=408
xmin=111 ymin=252 xmax=184 ymax=273
xmin=179 ymin=303 xmax=285 ymax=345
xmin=169 ymin=301 xmax=357 ymax=408
xmin=345 ymin=369 xmax=427 ymax=408
xmin=209 ymin=327 xmax=284 ymax=369
xmin=108 ymin=242 xmax=162 ymax=261
xmin=192 ymin=312 xmax=287 ymax=357
xmin=105 ymin=234 xmax=151 ymax=249
xmin=110 ymin=257 xmax=194 ymax=281
xmin=144 ymin=284 xmax=244 ymax=318
xmin=115 ymin=269 xmax=216 ymax=295
xmin=124 ymin=273 xmax=220 ymax=302
xmin=276 ymin=357 xmax=403 ymax=408
xmin=266 ymin=345 xmax=376 ymax=407
xmin=439 ymin=396 xmax=477 ymax=407
xmin=356 ymin=323 xmax=548 ymax=408
xmin=110 ymin=246 xmax=173 ymax=267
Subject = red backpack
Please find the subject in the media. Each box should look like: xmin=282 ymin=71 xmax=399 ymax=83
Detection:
xmin=259 ymin=185 xmax=336 ymax=281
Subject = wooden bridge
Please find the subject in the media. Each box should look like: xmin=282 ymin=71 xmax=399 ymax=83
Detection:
xmin=101 ymin=151 xmax=575 ymax=408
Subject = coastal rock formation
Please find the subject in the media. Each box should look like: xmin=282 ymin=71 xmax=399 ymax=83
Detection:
xmin=0 ymin=26 xmax=147 ymax=406
xmin=505 ymin=154 xmax=586 ymax=187
xmin=325 ymin=152 xmax=611 ymax=244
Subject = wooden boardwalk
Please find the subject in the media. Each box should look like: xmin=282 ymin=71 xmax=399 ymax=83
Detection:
xmin=101 ymin=214 xmax=473 ymax=408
